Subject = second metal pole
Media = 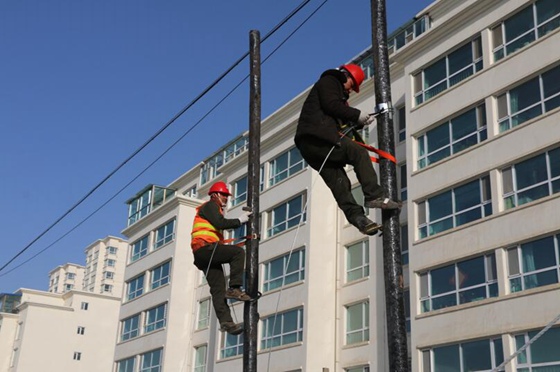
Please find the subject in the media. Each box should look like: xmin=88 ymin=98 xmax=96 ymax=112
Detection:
xmin=243 ymin=29 xmax=261 ymax=372
xmin=370 ymin=0 xmax=409 ymax=371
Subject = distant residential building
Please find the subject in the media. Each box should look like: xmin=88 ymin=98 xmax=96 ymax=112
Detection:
xmin=82 ymin=236 xmax=128 ymax=296
xmin=48 ymin=263 xmax=84 ymax=293
xmin=0 ymin=236 xmax=128 ymax=372
xmin=0 ymin=289 xmax=120 ymax=372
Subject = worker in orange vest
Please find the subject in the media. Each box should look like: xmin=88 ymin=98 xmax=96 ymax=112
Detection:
xmin=191 ymin=181 xmax=252 ymax=335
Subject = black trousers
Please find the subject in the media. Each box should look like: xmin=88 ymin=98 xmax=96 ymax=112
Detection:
xmin=295 ymin=135 xmax=384 ymax=226
xmin=193 ymin=243 xmax=245 ymax=324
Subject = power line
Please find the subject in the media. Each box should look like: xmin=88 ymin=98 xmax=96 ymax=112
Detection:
xmin=0 ymin=0 xmax=321 ymax=276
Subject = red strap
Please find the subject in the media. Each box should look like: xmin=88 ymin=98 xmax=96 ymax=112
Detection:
xmin=338 ymin=131 xmax=397 ymax=164
xmin=221 ymin=236 xmax=250 ymax=247
xmin=360 ymin=142 xmax=397 ymax=164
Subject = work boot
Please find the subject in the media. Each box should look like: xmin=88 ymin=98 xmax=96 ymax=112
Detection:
xmin=365 ymin=196 xmax=402 ymax=210
xmin=220 ymin=321 xmax=243 ymax=335
xmin=225 ymin=287 xmax=252 ymax=301
xmin=354 ymin=216 xmax=382 ymax=236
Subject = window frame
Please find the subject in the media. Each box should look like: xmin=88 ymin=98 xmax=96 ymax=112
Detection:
xmin=417 ymin=104 xmax=487 ymax=169
xmin=262 ymin=249 xmax=306 ymax=292
xmin=260 ymin=307 xmax=304 ymax=349
xmin=419 ymin=253 xmax=498 ymax=313
xmin=268 ymin=147 xmax=306 ymax=187
xmin=345 ymin=301 xmax=370 ymax=345
xmin=144 ymin=303 xmax=167 ymax=334
xmin=346 ymin=240 xmax=370 ymax=283
xmin=502 ymin=147 xmax=560 ymax=209
xmin=154 ymin=219 xmax=176 ymax=249
xmin=418 ymin=176 xmax=492 ymax=238
xmin=266 ymin=194 xmax=307 ymax=238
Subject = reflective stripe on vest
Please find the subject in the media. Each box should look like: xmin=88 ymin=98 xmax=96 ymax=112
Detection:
xmin=191 ymin=204 xmax=224 ymax=250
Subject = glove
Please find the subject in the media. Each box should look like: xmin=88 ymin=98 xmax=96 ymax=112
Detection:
xmin=238 ymin=211 xmax=252 ymax=224
xmin=358 ymin=111 xmax=370 ymax=125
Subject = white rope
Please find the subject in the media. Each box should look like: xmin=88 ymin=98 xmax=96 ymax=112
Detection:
xmin=491 ymin=311 xmax=560 ymax=371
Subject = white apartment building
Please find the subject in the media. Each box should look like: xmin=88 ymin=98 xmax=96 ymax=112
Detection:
xmin=48 ymin=263 xmax=85 ymax=293
xmin=114 ymin=0 xmax=560 ymax=371
xmin=0 ymin=236 xmax=128 ymax=372
xmin=82 ymin=236 xmax=128 ymax=296
xmin=0 ymin=289 xmax=121 ymax=372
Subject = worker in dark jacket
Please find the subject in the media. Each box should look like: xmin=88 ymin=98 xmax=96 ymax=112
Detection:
xmin=294 ymin=64 xmax=400 ymax=235
xmin=191 ymin=181 xmax=252 ymax=335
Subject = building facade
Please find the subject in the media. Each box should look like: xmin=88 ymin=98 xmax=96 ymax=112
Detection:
xmin=0 ymin=236 xmax=128 ymax=372
xmin=114 ymin=1 xmax=560 ymax=371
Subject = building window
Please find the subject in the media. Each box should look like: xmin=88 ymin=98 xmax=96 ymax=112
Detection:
xmin=387 ymin=14 xmax=429 ymax=55
xmin=130 ymin=235 xmax=149 ymax=262
xmin=127 ymin=185 xmax=175 ymax=226
xmin=508 ymin=234 xmax=560 ymax=293
xmin=64 ymin=284 xmax=74 ymax=291
xmin=266 ymin=194 xmax=306 ymax=238
xmin=346 ymin=240 xmax=369 ymax=282
xmin=346 ymin=366 xmax=370 ymax=372
xmin=397 ymin=105 xmax=406 ymax=142
xmin=263 ymin=249 xmax=305 ymax=292
xmin=417 ymin=104 xmax=487 ymax=169
xmin=229 ymin=223 xmax=248 ymax=245
xmin=497 ymin=65 xmax=560 ymax=132
xmin=105 ymin=259 xmax=116 ymax=267
xmin=151 ymin=261 xmax=171 ymax=290
xmin=126 ymin=275 xmax=145 ymax=301
xmin=404 ymin=289 xmax=411 ymax=333
xmin=145 ymin=303 xmax=167 ymax=333
xmin=73 ymin=352 xmax=81 ymax=361
xmin=104 ymin=271 xmax=114 ymax=279
xmin=401 ymin=224 xmax=409 ymax=265
xmin=80 ymin=302 xmax=89 ymax=310
xmin=66 ymin=272 xmax=76 ymax=280
xmin=268 ymin=147 xmax=306 ymax=187
xmin=121 ymin=314 xmax=140 ymax=341
xmin=194 ymin=345 xmax=207 ymax=372
xmin=232 ymin=176 xmax=248 ymax=206
xmin=515 ymin=326 xmax=560 ymax=370
xmin=77 ymin=326 xmax=85 ymax=335
xmin=399 ymin=163 xmax=408 ymax=201
xmin=419 ymin=254 xmax=498 ymax=313
xmin=197 ymin=299 xmax=211 ymax=330
xmin=117 ymin=357 xmax=136 ymax=372
xmin=107 ymin=246 xmax=118 ymax=254
xmin=502 ymin=147 xmax=560 ymax=209
xmin=422 ymin=337 xmax=504 ymax=371
xmin=351 ymin=185 xmax=369 ymax=216
xmin=154 ymin=219 xmax=175 ymax=249
xmin=261 ymin=308 xmax=304 ymax=349
xmin=414 ymin=37 xmax=482 ymax=105
xmin=346 ymin=301 xmax=369 ymax=345
xmin=102 ymin=284 xmax=113 ymax=293
xmin=220 ymin=332 xmax=244 ymax=359
xmin=492 ymin=0 xmax=560 ymax=62
xmin=140 ymin=348 xmax=163 ymax=372
xmin=418 ymin=176 xmax=492 ymax=238
xmin=184 ymin=185 xmax=197 ymax=198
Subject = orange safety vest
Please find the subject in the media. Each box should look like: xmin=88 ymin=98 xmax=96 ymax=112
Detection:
xmin=191 ymin=203 xmax=225 ymax=252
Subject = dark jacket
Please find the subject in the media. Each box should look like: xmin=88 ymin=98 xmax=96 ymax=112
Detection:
xmin=295 ymin=69 xmax=361 ymax=146
xmin=197 ymin=200 xmax=241 ymax=231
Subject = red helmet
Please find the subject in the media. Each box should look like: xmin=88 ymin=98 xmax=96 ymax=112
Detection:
xmin=208 ymin=181 xmax=231 ymax=196
xmin=340 ymin=64 xmax=365 ymax=93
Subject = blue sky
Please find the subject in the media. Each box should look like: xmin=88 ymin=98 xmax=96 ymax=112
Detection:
xmin=0 ymin=0 xmax=434 ymax=293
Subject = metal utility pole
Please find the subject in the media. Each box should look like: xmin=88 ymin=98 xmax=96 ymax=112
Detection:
xmin=370 ymin=1 xmax=410 ymax=371
xmin=243 ymin=29 xmax=261 ymax=372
